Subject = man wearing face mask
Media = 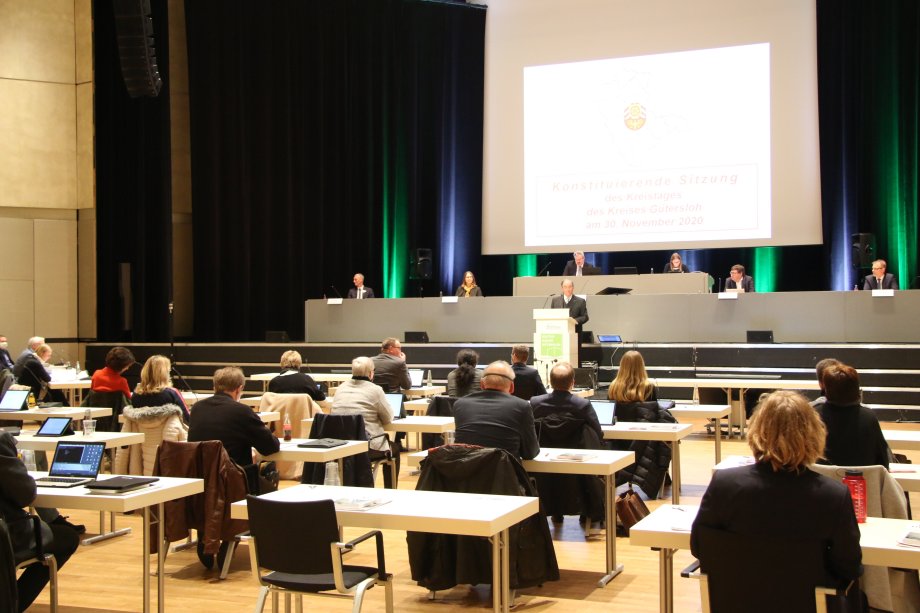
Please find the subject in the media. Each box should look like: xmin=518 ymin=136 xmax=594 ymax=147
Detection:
xmin=0 ymin=336 xmax=14 ymax=371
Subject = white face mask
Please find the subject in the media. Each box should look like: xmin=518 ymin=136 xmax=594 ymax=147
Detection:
xmin=0 ymin=342 xmax=7 ymax=349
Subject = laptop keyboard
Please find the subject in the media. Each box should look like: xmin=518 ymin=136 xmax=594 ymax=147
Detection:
xmin=37 ymin=477 xmax=84 ymax=483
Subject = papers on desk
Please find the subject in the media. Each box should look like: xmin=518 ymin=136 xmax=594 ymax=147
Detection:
xmin=625 ymin=424 xmax=682 ymax=431
xmin=668 ymin=505 xmax=695 ymax=532
xmin=898 ymin=527 xmax=920 ymax=548
xmin=334 ymin=497 xmax=389 ymax=512
xmin=549 ymin=452 xmax=596 ymax=462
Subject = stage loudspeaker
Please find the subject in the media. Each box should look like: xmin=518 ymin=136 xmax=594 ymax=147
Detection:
xmin=851 ymin=233 xmax=875 ymax=268
xmin=113 ymin=0 xmax=163 ymax=98
xmin=414 ymin=248 xmax=433 ymax=280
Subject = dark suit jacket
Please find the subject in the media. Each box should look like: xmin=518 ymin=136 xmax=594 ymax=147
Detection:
xmin=691 ymin=462 xmax=862 ymax=586
xmin=724 ymin=275 xmax=754 ymax=292
xmin=188 ymin=392 xmax=280 ymax=467
xmin=0 ymin=348 xmax=14 ymax=371
xmin=371 ymin=352 xmax=411 ymax=392
xmin=863 ymin=273 xmax=898 ymax=290
xmin=12 ymin=354 xmax=50 ymax=399
xmin=346 ymin=286 xmax=375 ymax=299
xmin=510 ymin=362 xmax=547 ymax=401
xmin=550 ymin=294 xmax=589 ymax=331
xmin=562 ymin=260 xmax=601 ymax=276
xmin=453 ymin=389 xmax=540 ymax=459
xmin=530 ymin=390 xmax=603 ymax=443
xmin=268 ymin=369 xmax=326 ymax=401
xmin=816 ymin=402 xmax=890 ymax=469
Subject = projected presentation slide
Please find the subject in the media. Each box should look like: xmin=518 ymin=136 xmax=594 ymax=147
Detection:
xmin=522 ymin=43 xmax=771 ymax=248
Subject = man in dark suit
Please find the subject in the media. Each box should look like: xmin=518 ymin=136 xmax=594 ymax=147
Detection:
xmin=562 ymin=251 xmax=601 ymax=276
xmin=510 ymin=345 xmax=546 ymax=401
xmin=550 ymin=279 xmax=589 ymax=333
xmin=0 ymin=335 xmax=14 ymax=371
xmin=724 ymin=264 xmax=754 ymax=292
xmin=453 ymin=361 xmax=540 ymax=460
xmin=346 ymin=273 xmax=376 ymax=299
xmin=863 ymin=259 xmax=899 ymax=290
xmin=370 ymin=337 xmax=411 ymax=393
xmin=530 ymin=362 xmax=603 ymax=442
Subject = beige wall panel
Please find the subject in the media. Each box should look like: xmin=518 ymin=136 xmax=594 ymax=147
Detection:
xmin=0 ymin=216 xmax=35 ymax=281
xmin=0 ymin=0 xmax=75 ymax=83
xmin=0 ymin=80 xmax=77 ymax=209
xmin=76 ymin=82 xmax=94 ymax=209
xmin=172 ymin=216 xmax=194 ymax=337
xmin=74 ymin=0 xmax=92 ymax=84
xmin=168 ymin=0 xmax=188 ymax=95
xmin=0 ymin=279 xmax=35 ymax=351
xmin=33 ymin=219 xmax=77 ymax=339
xmin=77 ymin=208 xmax=96 ymax=339
xmin=171 ymin=93 xmax=192 ymax=215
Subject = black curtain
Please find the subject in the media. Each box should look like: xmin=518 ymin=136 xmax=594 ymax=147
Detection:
xmin=94 ymin=0 xmax=173 ymax=342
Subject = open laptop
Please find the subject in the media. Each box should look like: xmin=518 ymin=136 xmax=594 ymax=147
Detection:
xmin=590 ymin=400 xmax=616 ymax=425
xmin=34 ymin=441 xmax=106 ymax=488
xmin=408 ymin=369 xmax=425 ymax=388
xmin=0 ymin=389 xmax=29 ymax=412
xmin=384 ymin=393 xmax=405 ymax=419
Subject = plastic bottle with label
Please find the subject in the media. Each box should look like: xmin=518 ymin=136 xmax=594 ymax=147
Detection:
xmin=283 ymin=415 xmax=292 ymax=441
xmin=842 ymin=470 xmax=867 ymax=523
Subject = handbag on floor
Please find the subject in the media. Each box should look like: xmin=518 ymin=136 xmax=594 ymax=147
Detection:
xmin=615 ymin=484 xmax=650 ymax=534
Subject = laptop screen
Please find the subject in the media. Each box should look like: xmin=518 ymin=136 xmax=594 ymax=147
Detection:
xmin=49 ymin=441 xmax=106 ymax=478
xmin=408 ymin=369 xmax=424 ymax=387
xmin=0 ymin=389 xmax=29 ymax=412
xmin=590 ymin=400 xmax=616 ymax=425
xmin=384 ymin=393 xmax=404 ymax=418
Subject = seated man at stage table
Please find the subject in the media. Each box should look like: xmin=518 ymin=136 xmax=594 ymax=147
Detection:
xmin=562 ymin=250 xmax=601 ymax=276
xmin=371 ymin=337 xmax=411 ymax=393
xmin=863 ymin=259 xmax=899 ymax=290
xmin=510 ymin=344 xmax=547 ymax=401
xmin=550 ymin=279 xmax=589 ymax=333
xmin=453 ymin=360 xmax=540 ymax=460
xmin=724 ymin=264 xmax=754 ymax=292
xmin=347 ymin=272 xmax=375 ymax=298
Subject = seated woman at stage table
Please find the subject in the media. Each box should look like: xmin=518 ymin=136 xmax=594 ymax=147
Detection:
xmin=267 ymin=350 xmax=325 ymax=401
xmin=131 ymin=355 xmax=190 ymax=421
xmin=446 ymin=349 xmax=482 ymax=398
xmin=691 ymin=390 xmax=862 ymax=597
xmin=662 ymin=252 xmax=689 ymax=273
xmin=455 ymin=271 xmax=484 ymax=297
xmin=607 ymin=350 xmax=658 ymax=403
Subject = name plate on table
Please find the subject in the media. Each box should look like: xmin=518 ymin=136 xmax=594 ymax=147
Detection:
xmin=441 ymin=296 xmax=458 ymax=303
xmin=326 ymin=298 xmax=343 ymax=305
xmin=871 ymin=289 xmax=895 ymax=298
xmin=717 ymin=292 xmax=739 ymax=300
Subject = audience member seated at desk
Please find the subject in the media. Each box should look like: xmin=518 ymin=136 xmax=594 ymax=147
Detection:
xmin=13 ymin=343 xmax=65 ymax=404
xmin=691 ymin=390 xmax=862 ymax=599
xmin=89 ymin=346 xmax=135 ymax=399
xmin=809 ymin=357 xmax=840 ymax=409
xmin=188 ymin=366 xmax=280 ymax=469
xmin=446 ymin=349 xmax=481 ymax=398
xmin=371 ymin=337 xmax=411 ymax=393
xmin=453 ymin=360 xmax=540 ymax=460
xmin=863 ymin=258 xmax=899 ymax=290
xmin=455 ymin=270 xmax=484 ymax=297
xmin=0 ymin=334 xmax=15 ymax=371
xmin=562 ymin=250 xmax=601 ymax=276
xmin=331 ymin=357 xmax=398 ymax=487
xmin=530 ymin=362 xmax=605 ymax=529
xmin=130 ymin=355 xmax=190 ymax=422
xmin=0 ymin=431 xmax=80 ymax=612
xmin=346 ymin=272 xmax=375 ymax=299
xmin=267 ymin=350 xmax=325 ymax=401
xmin=510 ymin=345 xmax=547 ymax=401
xmin=607 ymin=350 xmax=658 ymax=404
xmin=724 ymin=264 xmax=754 ymax=292
xmin=816 ymin=363 xmax=890 ymax=470
xmin=662 ymin=252 xmax=690 ymax=273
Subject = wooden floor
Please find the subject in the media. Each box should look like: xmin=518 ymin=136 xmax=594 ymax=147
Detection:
xmin=25 ymin=419 xmax=920 ymax=613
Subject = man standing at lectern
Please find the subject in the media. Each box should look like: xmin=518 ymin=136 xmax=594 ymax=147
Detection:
xmin=863 ymin=259 xmax=899 ymax=290
xmin=550 ymin=279 xmax=589 ymax=333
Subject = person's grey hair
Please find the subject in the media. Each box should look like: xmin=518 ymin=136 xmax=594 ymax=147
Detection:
xmin=481 ymin=360 xmax=515 ymax=391
xmin=354 ymin=272 xmax=365 ymax=282
xmin=561 ymin=278 xmax=574 ymax=288
xmin=280 ymin=350 xmax=302 ymax=370
xmin=351 ymin=356 xmax=374 ymax=377
xmin=573 ymin=250 xmax=584 ymax=258
xmin=28 ymin=336 xmax=44 ymax=350
xmin=381 ymin=337 xmax=400 ymax=352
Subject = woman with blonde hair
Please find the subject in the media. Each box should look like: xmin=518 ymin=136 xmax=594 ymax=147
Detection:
xmin=130 ymin=355 xmax=189 ymax=421
xmin=691 ymin=390 xmax=861 ymax=603
xmin=607 ymin=350 xmax=658 ymax=403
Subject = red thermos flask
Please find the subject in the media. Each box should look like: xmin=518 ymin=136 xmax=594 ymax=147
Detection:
xmin=842 ymin=470 xmax=867 ymax=523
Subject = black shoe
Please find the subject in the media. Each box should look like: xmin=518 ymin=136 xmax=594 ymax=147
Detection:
xmin=52 ymin=515 xmax=86 ymax=535
xmin=216 ymin=540 xmax=231 ymax=571
xmin=551 ymin=515 xmax=564 ymax=523
xmin=196 ymin=541 xmax=214 ymax=570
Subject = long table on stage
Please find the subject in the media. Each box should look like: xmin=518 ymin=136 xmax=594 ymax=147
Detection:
xmin=513 ymin=272 xmax=713 ymax=296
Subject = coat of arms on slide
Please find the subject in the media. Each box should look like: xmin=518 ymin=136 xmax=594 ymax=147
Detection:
xmin=624 ymin=102 xmax=646 ymax=130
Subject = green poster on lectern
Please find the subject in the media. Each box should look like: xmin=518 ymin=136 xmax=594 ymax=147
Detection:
xmin=540 ymin=333 xmax=564 ymax=358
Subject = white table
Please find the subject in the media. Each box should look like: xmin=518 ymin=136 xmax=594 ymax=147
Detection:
xmin=403 ymin=398 xmax=431 ymax=415
xmin=0 ymin=406 xmax=112 ymax=422
xmin=33 ymin=474 xmax=204 ymax=613
xmin=602 ymin=423 xmax=694 ymax=504
xmin=15 ymin=430 xmax=145 ymax=451
xmin=409 ymin=448 xmax=636 ymax=587
xmin=883 ymin=429 xmax=920 ymax=451
xmin=668 ymin=404 xmax=731 ymax=463
xmin=231 ymin=484 xmax=539 ymax=613
xmin=653 ymin=378 xmax=820 ymax=437
xmin=630 ymin=504 xmax=920 ymax=613
xmin=403 ymin=385 xmax=447 ymax=399
xmin=262 ymin=439 xmax=369 ymax=477
xmin=48 ymin=378 xmax=92 ymax=405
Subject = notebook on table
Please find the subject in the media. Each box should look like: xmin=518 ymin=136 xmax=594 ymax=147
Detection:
xmin=85 ymin=476 xmax=159 ymax=493
xmin=34 ymin=441 xmax=106 ymax=488
xmin=297 ymin=438 xmax=347 ymax=449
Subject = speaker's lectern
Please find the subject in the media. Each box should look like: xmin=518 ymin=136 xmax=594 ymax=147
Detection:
xmin=532 ymin=308 xmax=578 ymax=383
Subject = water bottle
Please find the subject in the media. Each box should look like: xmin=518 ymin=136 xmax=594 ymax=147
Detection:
xmin=283 ymin=415 xmax=292 ymax=441
xmin=426 ymin=370 xmax=433 ymax=387
xmin=323 ymin=461 xmax=341 ymax=486
xmin=84 ymin=407 xmax=92 ymax=423
xmin=27 ymin=393 xmax=37 ymax=408
xmin=842 ymin=470 xmax=867 ymax=523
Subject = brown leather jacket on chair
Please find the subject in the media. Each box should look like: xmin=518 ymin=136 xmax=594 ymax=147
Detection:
xmin=152 ymin=440 xmax=249 ymax=555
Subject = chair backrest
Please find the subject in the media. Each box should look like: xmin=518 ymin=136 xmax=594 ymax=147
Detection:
xmin=82 ymin=390 xmax=131 ymax=432
xmin=0 ymin=370 xmax=14 ymax=400
xmin=303 ymin=414 xmax=373 ymax=487
xmin=809 ymin=464 xmax=907 ymax=519
xmin=614 ymin=401 xmax=662 ymax=423
xmin=534 ymin=411 xmax=586 ymax=448
xmin=247 ymin=496 xmax=339 ymax=575
xmin=0 ymin=518 xmax=18 ymax=613
xmin=427 ymin=395 xmax=456 ymax=417
xmin=694 ymin=525 xmax=833 ymax=613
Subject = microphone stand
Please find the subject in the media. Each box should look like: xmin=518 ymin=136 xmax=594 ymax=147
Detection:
xmin=167 ymin=301 xmax=195 ymax=399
